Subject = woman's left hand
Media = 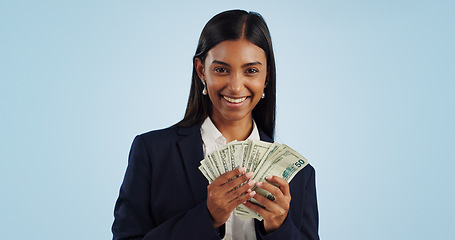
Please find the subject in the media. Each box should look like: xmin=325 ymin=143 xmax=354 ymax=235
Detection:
xmin=243 ymin=175 xmax=291 ymax=233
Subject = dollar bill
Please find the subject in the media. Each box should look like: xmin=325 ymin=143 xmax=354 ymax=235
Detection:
xmin=241 ymin=141 xmax=251 ymax=170
xmin=200 ymin=159 xmax=217 ymax=181
xmin=198 ymin=164 xmax=214 ymax=183
xmin=252 ymin=145 xmax=308 ymax=204
xmin=254 ymin=145 xmax=308 ymax=183
xmin=244 ymin=141 xmax=272 ymax=172
xmin=228 ymin=141 xmax=243 ymax=170
xmin=198 ymin=140 xmax=309 ymax=220
xmin=235 ymin=204 xmax=263 ymax=221
xmin=217 ymin=145 xmax=231 ymax=173
xmin=251 ymin=142 xmax=281 ymax=173
xmin=210 ymin=151 xmax=225 ymax=177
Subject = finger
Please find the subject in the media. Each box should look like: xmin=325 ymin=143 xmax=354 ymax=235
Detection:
xmin=229 ymin=189 xmax=257 ymax=208
xmin=208 ymin=169 xmax=253 ymax=198
xmin=265 ymin=175 xmax=291 ymax=196
xmin=251 ymin=193 xmax=288 ymax=221
xmin=255 ymin=181 xmax=285 ymax=204
xmin=243 ymin=200 xmax=270 ymax=218
xmin=227 ymin=180 xmax=255 ymax=202
xmin=212 ymin=167 xmax=246 ymax=186
xmin=251 ymin=191 xmax=281 ymax=212
xmin=207 ymin=168 xmax=245 ymax=197
xmin=222 ymin=171 xmax=254 ymax=190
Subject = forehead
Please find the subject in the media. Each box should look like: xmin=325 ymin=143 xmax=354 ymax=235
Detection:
xmin=206 ymin=39 xmax=266 ymax=65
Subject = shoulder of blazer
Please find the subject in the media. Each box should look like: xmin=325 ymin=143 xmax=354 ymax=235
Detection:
xmin=137 ymin=123 xmax=201 ymax=142
xmin=134 ymin=124 xmax=204 ymax=166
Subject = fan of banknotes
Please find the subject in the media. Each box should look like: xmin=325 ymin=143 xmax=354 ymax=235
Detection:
xmin=198 ymin=140 xmax=309 ymax=220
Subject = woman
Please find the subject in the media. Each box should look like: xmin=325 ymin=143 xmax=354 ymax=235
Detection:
xmin=112 ymin=10 xmax=319 ymax=240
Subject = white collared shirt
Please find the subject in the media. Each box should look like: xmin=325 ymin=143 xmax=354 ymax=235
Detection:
xmin=200 ymin=117 xmax=258 ymax=240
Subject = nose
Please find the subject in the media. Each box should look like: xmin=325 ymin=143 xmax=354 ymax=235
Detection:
xmin=227 ymin=73 xmax=244 ymax=93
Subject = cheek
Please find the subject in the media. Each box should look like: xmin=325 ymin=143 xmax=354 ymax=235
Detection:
xmin=206 ymin=83 xmax=220 ymax=95
xmin=250 ymin=79 xmax=267 ymax=93
xmin=254 ymin=72 xmax=267 ymax=89
xmin=206 ymin=81 xmax=222 ymax=103
xmin=206 ymin=76 xmax=224 ymax=92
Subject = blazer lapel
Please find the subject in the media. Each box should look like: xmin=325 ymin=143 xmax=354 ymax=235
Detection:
xmin=176 ymin=124 xmax=207 ymax=204
xmin=258 ymin=128 xmax=273 ymax=143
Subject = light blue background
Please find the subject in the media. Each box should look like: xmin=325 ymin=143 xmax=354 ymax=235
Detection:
xmin=1 ymin=1 xmax=454 ymax=239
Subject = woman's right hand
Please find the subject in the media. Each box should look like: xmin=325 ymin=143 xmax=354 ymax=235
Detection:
xmin=206 ymin=167 xmax=256 ymax=228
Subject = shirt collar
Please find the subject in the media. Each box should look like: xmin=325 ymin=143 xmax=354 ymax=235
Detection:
xmin=200 ymin=117 xmax=260 ymax=156
xmin=201 ymin=117 xmax=226 ymax=147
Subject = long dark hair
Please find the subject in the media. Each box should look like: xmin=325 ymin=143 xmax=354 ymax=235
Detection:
xmin=177 ymin=10 xmax=276 ymax=139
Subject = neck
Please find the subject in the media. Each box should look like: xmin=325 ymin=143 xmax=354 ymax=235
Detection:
xmin=210 ymin=116 xmax=253 ymax=143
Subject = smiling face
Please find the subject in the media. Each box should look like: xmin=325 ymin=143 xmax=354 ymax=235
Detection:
xmin=195 ymin=39 xmax=268 ymax=126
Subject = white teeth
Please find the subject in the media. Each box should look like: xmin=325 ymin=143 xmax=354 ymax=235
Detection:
xmin=223 ymin=96 xmax=247 ymax=103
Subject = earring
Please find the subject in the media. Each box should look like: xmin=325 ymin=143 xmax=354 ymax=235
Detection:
xmin=201 ymin=79 xmax=207 ymax=95
xmin=262 ymin=83 xmax=267 ymax=99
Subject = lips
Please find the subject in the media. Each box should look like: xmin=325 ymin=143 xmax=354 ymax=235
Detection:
xmin=223 ymin=96 xmax=248 ymax=104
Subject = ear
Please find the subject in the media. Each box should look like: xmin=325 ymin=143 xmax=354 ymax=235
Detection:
xmin=194 ymin=58 xmax=205 ymax=80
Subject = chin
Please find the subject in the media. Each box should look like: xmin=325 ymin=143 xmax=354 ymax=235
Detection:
xmin=220 ymin=112 xmax=252 ymax=122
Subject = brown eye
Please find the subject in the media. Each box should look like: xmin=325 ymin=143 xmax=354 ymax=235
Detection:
xmin=214 ymin=67 xmax=228 ymax=73
xmin=246 ymin=68 xmax=258 ymax=74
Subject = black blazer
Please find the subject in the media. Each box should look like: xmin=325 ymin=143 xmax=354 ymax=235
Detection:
xmin=112 ymin=123 xmax=319 ymax=240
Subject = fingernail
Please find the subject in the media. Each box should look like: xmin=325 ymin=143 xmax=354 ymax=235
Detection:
xmin=256 ymin=182 xmax=263 ymax=187
xmin=249 ymin=191 xmax=256 ymax=197
xmin=247 ymin=188 xmax=252 ymax=193
xmin=248 ymin=180 xmax=255 ymax=186
xmin=238 ymin=167 xmax=246 ymax=173
xmin=246 ymin=172 xmax=254 ymax=178
xmin=266 ymin=175 xmax=272 ymax=180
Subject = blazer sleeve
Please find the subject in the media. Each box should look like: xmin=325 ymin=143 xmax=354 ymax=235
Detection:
xmin=112 ymin=135 xmax=222 ymax=240
xmin=254 ymin=165 xmax=319 ymax=240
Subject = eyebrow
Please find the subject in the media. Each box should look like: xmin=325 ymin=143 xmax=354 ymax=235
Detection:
xmin=211 ymin=60 xmax=263 ymax=67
